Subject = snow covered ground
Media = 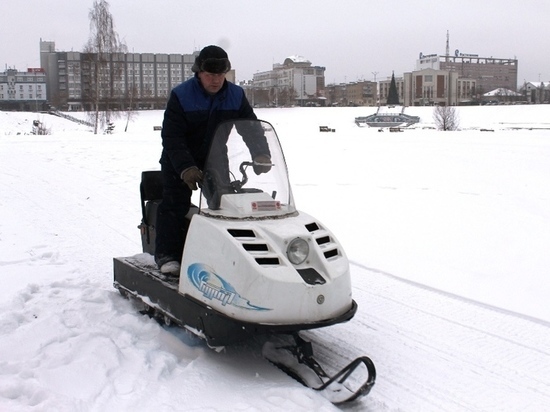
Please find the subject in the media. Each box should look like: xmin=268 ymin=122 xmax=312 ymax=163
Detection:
xmin=1 ymin=105 xmax=549 ymax=411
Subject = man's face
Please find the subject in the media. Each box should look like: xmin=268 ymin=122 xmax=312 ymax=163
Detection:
xmin=198 ymin=71 xmax=226 ymax=94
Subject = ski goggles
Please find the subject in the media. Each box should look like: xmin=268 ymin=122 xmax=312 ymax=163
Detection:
xmin=200 ymin=57 xmax=231 ymax=74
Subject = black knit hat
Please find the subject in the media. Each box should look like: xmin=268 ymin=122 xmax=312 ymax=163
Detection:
xmin=192 ymin=45 xmax=231 ymax=74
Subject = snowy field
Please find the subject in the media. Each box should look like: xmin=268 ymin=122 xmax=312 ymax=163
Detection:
xmin=1 ymin=105 xmax=549 ymax=411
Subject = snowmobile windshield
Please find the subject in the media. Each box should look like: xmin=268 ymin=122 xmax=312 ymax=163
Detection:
xmin=199 ymin=119 xmax=296 ymax=219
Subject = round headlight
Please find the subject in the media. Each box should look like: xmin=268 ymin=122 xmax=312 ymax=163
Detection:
xmin=287 ymin=237 xmax=309 ymax=265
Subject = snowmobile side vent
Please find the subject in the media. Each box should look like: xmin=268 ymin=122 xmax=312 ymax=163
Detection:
xmin=315 ymin=235 xmax=331 ymax=245
xmin=227 ymin=229 xmax=256 ymax=238
xmin=305 ymin=222 xmax=320 ymax=232
xmin=324 ymin=249 xmax=339 ymax=259
xmin=243 ymin=243 xmax=269 ymax=252
xmin=255 ymin=257 xmax=280 ymax=265
xmin=228 ymin=230 xmax=280 ymax=266
xmin=297 ymin=268 xmax=326 ymax=285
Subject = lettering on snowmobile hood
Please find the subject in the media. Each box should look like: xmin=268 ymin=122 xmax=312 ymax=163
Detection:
xmin=187 ymin=263 xmax=272 ymax=311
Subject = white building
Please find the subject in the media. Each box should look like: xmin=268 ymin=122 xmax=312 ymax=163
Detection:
xmin=251 ymin=56 xmax=325 ymax=107
xmin=0 ymin=68 xmax=47 ymax=110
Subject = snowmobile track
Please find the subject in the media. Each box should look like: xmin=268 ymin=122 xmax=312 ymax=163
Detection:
xmin=305 ymin=261 xmax=550 ymax=411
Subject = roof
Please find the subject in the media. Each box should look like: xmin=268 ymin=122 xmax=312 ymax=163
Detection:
xmin=282 ymin=55 xmax=311 ymax=67
xmin=484 ymin=88 xmax=521 ymax=96
xmin=285 ymin=55 xmax=310 ymax=63
xmin=525 ymin=81 xmax=545 ymax=87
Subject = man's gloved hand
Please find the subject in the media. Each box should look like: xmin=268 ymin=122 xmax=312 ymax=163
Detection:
xmin=181 ymin=166 xmax=203 ymax=190
xmin=253 ymin=155 xmax=272 ymax=175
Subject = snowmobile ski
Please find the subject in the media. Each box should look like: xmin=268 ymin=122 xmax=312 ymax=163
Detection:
xmin=262 ymin=333 xmax=376 ymax=404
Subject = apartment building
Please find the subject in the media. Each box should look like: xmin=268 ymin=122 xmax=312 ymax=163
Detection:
xmin=40 ymin=40 xmax=239 ymax=111
xmin=324 ymin=81 xmax=377 ymax=106
xmin=0 ymin=68 xmax=47 ymax=111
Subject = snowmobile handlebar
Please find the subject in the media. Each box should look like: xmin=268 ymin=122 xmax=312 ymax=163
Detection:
xmin=233 ymin=160 xmax=274 ymax=192
xmin=240 ymin=159 xmax=274 ymax=174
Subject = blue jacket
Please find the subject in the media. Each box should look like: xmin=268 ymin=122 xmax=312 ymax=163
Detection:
xmin=160 ymin=76 xmax=256 ymax=175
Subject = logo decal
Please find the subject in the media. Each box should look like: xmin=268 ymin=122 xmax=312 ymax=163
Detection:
xmin=187 ymin=263 xmax=271 ymax=311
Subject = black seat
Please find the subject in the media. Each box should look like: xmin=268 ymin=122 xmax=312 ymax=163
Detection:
xmin=138 ymin=170 xmax=198 ymax=256
xmin=140 ymin=170 xmax=163 ymax=202
xmin=139 ymin=171 xmax=163 ymax=255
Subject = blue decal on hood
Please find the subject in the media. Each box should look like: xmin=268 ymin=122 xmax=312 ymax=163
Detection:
xmin=187 ymin=263 xmax=271 ymax=311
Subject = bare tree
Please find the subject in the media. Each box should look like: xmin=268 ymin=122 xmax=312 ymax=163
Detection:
xmin=433 ymin=105 xmax=459 ymax=131
xmin=285 ymin=86 xmax=298 ymax=107
xmin=124 ymin=81 xmax=139 ymax=132
xmin=84 ymin=0 xmax=127 ymax=134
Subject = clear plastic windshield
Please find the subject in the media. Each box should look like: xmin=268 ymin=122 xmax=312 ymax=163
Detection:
xmin=199 ymin=119 xmax=296 ymax=219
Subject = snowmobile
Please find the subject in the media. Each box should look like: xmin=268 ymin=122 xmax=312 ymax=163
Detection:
xmin=113 ymin=119 xmax=376 ymax=403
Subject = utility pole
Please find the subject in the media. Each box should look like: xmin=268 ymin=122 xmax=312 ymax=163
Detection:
xmin=372 ymin=72 xmax=379 ymax=105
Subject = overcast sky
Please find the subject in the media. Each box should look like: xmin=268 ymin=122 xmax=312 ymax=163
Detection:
xmin=2 ymin=0 xmax=549 ymax=86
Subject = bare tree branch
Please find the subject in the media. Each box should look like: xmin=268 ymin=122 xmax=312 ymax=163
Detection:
xmin=433 ymin=105 xmax=459 ymax=131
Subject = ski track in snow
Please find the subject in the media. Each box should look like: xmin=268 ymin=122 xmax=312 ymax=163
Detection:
xmin=306 ymin=261 xmax=550 ymax=411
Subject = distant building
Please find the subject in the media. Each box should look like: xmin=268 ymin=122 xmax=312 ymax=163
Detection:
xmin=321 ymin=43 xmax=517 ymax=107
xmin=378 ymin=68 xmax=476 ymax=106
xmin=406 ymin=68 xmax=476 ymax=106
xmin=0 ymin=68 xmax=47 ymax=111
xmin=325 ymin=80 xmax=377 ymax=106
xmin=248 ymin=56 xmax=325 ymax=107
xmin=39 ymin=40 xmax=236 ymax=111
xmin=416 ymin=51 xmax=517 ymax=95
xmin=482 ymin=88 xmax=522 ymax=104
xmin=378 ymin=76 xmax=404 ymax=105
xmin=519 ymin=81 xmax=549 ymax=104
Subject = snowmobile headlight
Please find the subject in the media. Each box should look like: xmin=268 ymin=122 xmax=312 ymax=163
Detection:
xmin=287 ymin=237 xmax=309 ymax=265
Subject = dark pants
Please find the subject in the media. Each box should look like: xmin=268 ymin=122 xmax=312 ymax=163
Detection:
xmin=154 ymin=162 xmax=192 ymax=267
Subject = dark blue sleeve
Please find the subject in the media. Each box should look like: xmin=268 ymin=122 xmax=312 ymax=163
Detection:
xmin=160 ymin=90 xmax=197 ymax=174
